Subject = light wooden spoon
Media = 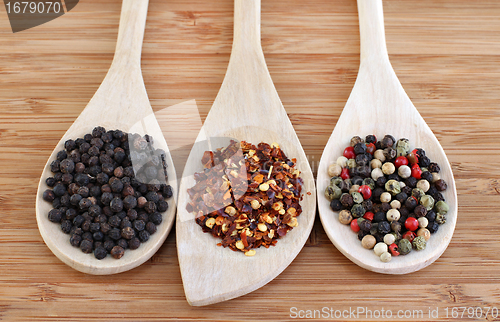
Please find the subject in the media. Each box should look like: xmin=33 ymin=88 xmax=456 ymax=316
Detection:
xmin=176 ymin=0 xmax=316 ymax=306
xmin=317 ymin=0 xmax=457 ymax=274
xmin=35 ymin=0 xmax=177 ymax=275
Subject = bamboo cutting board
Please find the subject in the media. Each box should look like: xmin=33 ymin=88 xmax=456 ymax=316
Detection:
xmin=1 ymin=0 xmax=500 ymax=321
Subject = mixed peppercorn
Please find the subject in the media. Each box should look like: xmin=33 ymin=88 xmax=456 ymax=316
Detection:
xmin=42 ymin=126 xmax=173 ymax=260
xmin=187 ymin=140 xmax=303 ymax=256
xmin=326 ymin=134 xmax=449 ymax=262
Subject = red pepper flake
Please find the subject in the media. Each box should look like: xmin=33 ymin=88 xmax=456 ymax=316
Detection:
xmin=188 ymin=140 xmax=303 ymax=255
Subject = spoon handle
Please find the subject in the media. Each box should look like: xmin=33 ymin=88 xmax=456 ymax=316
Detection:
xmin=357 ymin=0 xmax=389 ymax=62
xmin=232 ymin=0 xmax=262 ymax=55
xmin=111 ymin=0 xmax=150 ymax=69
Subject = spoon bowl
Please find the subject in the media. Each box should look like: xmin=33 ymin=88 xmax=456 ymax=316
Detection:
xmin=317 ymin=0 xmax=457 ymax=274
xmin=176 ymin=0 xmax=316 ymax=306
xmin=35 ymin=0 xmax=177 ymax=275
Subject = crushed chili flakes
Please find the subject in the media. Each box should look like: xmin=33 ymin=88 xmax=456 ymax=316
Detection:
xmin=187 ymin=140 xmax=304 ymax=255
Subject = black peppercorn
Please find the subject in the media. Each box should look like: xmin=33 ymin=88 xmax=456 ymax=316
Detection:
xmin=149 ymin=212 xmax=162 ymax=225
xmin=381 ymin=202 xmax=391 ymax=213
xmin=110 ymin=197 xmax=124 ymax=212
xmin=109 ymin=177 xmax=124 ymax=193
xmin=146 ymin=222 xmax=157 ymax=235
xmin=426 ymin=210 xmax=437 ymax=222
xmin=61 ymin=220 xmax=72 ymax=234
xmin=414 ymin=205 xmax=427 ymax=218
xmin=404 ymin=196 xmax=418 ymax=210
xmin=353 ymin=142 xmax=367 ymax=155
xmin=123 ymin=195 xmax=137 ymax=210
xmin=435 ymin=179 xmax=448 ymax=192
xmin=80 ymin=240 xmax=93 ymax=253
xmin=111 ymin=245 xmax=125 ymax=259
xmin=428 ymin=162 xmax=440 ymax=173
xmin=376 ymin=176 xmax=387 ymax=188
xmin=373 ymin=212 xmax=386 ymax=223
xmin=93 ymin=231 xmax=104 ymax=241
xmin=419 ymin=155 xmax=431 ymax=168
xmin=395 ymin=192 xmax=408 ymax=204
xmin=144 ymin=201 xmax=157 ymax=214
xmin=108 ymin=228 xmax=121 ymax=240
xmin=330 ymin=199 xmax=342 ymax=211
xmin=377 ymin=221 xmax=391 ymax=234
xmin=46 ymin=177 xmax=56 ymax=187
xmin=359 ymin=220 xmax=372 ymax=232
xmin=65 ymin=139 xmax=76 ymax=151
xmin=128 ymin=237 xmax=141 ymax=250
xmin=104 ymin=239 xmax=115 ymax=252
xmin=157 ymin=200 xmax=169 ymax=212
xmin=70 ymin=234 xmax=82 ymax=247
xmin=162 ymin=185 xmax=173 ymax=199
xmin=365 ymin=134 xmax=377 ymax=144
xmin=133 ymin=220 xmax=145 ymax=231
xmin=138 ymin=230 xmax=150 ymax=243
xmin=52 ymin=183 xmax=66 ymax=197
xmin=361 ymin=199 xmax=373 ymax=212
xmin=421 ymin=171 xmax=433 ymax=183
xmin=117 ymin=239 xmax=128 ymax=249
xmin=427 ymin=221 xmax=439 ymax=233
xmin=48 ymin=209 xmax=62 ymax=223
xmin=94 ymin=246 xmax=107 ymax=260
xmin=43 ymin=190 xmax=55 ymax=202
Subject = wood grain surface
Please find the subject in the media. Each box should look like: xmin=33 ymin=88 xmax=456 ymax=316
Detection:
xmin=1 ymin=0 xmax=499 ymax=321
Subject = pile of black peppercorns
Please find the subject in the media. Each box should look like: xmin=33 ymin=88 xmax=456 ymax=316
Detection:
xmin=42 ymin=126 xmax=173 ymax=260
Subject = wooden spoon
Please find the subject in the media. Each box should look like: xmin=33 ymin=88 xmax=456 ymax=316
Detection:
xmin=35 ymin=0 xmax=177 ymax=275
xmin=176 ymin=0 xmax=316 ymax=306
xmin=317 ymin=0 xmax=457 ymax=274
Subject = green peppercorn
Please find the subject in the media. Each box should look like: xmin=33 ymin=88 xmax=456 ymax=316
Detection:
xmin=351 ymin=204 xmax=366 ymax=218
xmin=411 ymin=187 xmax=425 ymax=201
xmin=435 ymin=200 xmax=449 ymax=214
xmin=412 ymin=236 xmax=426 ymax=250
xmin=330 ymin=176 xmax=343 ymax=187
xmin=396 ymin=138 xmax=410 ymax=157
xmin=347 ymin=159 xmax=357 ymax=169
xmin=398 ymin=238 xmax=412 ymax=255
xmin=420 ymin=194 xmax=435 ymax=211
xmin=325 ymin=185 xmax=342 ymax=201
xmin=362 ymin=178 xmax=376 ymax=190
xmin=351 ymin=191 xmax=364 ymax=204
xmin=385 ymin=179 xmax=401 ymax=196
xmin=435 ymin=213 xmax=446 ymax=224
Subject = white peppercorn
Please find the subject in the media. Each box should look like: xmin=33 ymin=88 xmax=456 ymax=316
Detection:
xmin=349 ymin=184 xmax=360 ymax=194
xmin=431 ymin=172 xmax=440 ymax=183
xmin=370 ymin=159 xmax=382 ymax=169
xmin=383 ymin=233 xmax=395 ymax=245
xmin=418 ymin=217 xmax=428 ymax=228
xmin=416 ymin=179 xmax=430 ymax=193
xmin=386 ymin=209 xmax=400 ymax=221
xmin=328 ymin=164 xmax=342 ymax=177
xmin=390 ymin=200 xmax=401 ymax=209
xmin=380 ymin=251 xmax=392 ymax=262
xmin=339 ymin=210 xmax=353 ymax=225
xmin=361 ymin=235 xmax=376 ymax=249
xmin=374 ymin=242 xmax=388 ymax=256
xmin=382 ymin=162 xmax=395 ymax=175
xmin=380 ymin=192 xmax=391 ymax=203
xmin=337 ymin=156 xmax=348 ymax=168
xmin=417 ymin=228 xmax=431 ymax=241
xmin=398 ymin=165 xmax=411 ymax=179
xmin=374 ymin=149 xmax=385 ymax=162
xmin=371 ymin=168 xmax=384 ymax=180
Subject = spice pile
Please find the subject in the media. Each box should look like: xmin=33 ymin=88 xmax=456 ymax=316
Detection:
xmin=42 ymin=126 xmax=173 ymax=260
xmin=326 ymin=134 xmax=449 ymax=262
xmin=186 ymin=140 xmax=303 ymax=256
